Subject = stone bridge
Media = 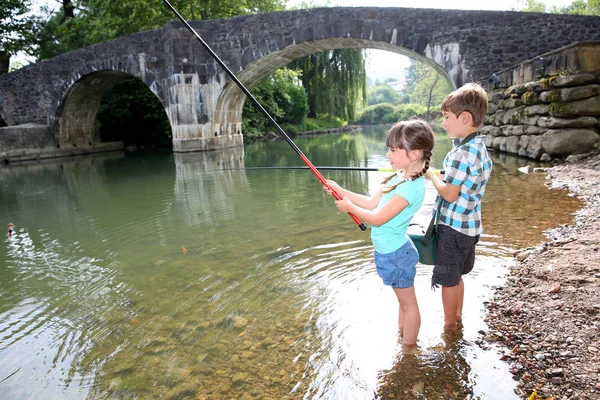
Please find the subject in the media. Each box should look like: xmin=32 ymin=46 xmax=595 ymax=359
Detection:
xmin=1 ymin=7 xmax=599 ymax=153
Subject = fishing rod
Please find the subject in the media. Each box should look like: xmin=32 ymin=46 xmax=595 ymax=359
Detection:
xmin=225 ymin=166 xmax=445 ymax=174
xmin=240 ymin=166 xmax=396 ymax=172
xmin=162 ymin=0 xmax=366 ymax=231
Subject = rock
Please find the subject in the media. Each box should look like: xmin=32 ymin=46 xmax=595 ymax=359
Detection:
xmin=539 ymin=85 xmax=600 ymax=103
xmin=518 ymin=165 xmax=533 ymax=174
xmin=550 ymin=74 xmax=597 ymax=88
xmin=549 ymin=95 xmax=600 ymax=118
xmin=541 ymin=129 xmax=600 ymax=157
xmin=412 ymin=381 xmax=425 ymax=395
xmin=537 ymin=116 xmax=598 ymax=128
xmin=234 ymin=317 xmax=248 ymax=328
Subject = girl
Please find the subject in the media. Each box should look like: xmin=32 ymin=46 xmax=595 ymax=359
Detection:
xmin=325 ymin=119 xmax=434 ymax=351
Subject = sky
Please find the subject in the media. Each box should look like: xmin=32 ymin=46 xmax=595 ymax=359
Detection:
xmin=19 ymin=0 xmax=576 ymax=79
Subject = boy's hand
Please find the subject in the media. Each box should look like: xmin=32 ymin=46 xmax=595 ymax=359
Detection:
xmin=424 ymin=167 xmax=437 ymax=180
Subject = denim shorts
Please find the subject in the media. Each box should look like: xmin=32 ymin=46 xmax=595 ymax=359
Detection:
xmin=431 ymin=224 xmax=480 ymax=288
xmin=374 ymin=239 xmax=419 ymax=289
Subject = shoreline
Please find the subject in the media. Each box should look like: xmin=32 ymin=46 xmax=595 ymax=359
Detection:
xmin=245 ymin=125 xmax=363 ymax=143
xmin=480 ymin=151 xmax=600 ymax=399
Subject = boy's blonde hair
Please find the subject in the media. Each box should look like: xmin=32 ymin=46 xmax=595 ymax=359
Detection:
xmin=441 ymin=83 xmax=488 ymax=127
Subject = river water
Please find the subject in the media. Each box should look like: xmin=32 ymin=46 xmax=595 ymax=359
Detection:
xmin=0 ymin=125 xmax=581 ymax=399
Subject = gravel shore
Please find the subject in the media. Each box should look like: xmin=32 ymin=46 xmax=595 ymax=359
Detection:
xmin=479 ymin=151 xmax=600 ymax=399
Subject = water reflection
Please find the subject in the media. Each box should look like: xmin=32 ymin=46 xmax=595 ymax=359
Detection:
xmin=0 ymin=128 xmax=582 ymax=399
xmin=377 ymin=331 xmax=472 ymax=399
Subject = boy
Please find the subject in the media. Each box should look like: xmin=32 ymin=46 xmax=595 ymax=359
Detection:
xmin=424 ymin=82 xmax=493 ymax=331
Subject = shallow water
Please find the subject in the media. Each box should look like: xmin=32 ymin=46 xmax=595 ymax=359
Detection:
xmin=0 ymin=126 xmax=581 ymax=399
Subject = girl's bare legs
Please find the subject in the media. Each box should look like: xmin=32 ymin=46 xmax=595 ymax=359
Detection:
xmin=393 ymin=286 xmax=420 ymax=351
xmin=398 ymin=307 xmax=405 ymax=337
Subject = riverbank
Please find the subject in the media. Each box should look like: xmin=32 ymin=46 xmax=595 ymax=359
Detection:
xmin=244 ymin=125 xmax=362 ymax=143
xmin=480 ymin=150 xmax=600 ymax=399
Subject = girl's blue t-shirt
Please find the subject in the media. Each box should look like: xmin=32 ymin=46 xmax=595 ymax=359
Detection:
xmin=370 ymin=175 xmax=425 ymax=254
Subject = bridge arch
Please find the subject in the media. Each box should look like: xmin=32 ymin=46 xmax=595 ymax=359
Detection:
xmin=214 ymin=38 xmax=452 ymax=133
xmin=57 ymin=70 xmax=169 ymax=148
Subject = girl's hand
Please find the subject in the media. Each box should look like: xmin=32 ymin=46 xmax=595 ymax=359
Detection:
xmin=335 ymin=197 xmax=352 ymax=213
xmin=323 ymin=180 xmax=342 ymax=196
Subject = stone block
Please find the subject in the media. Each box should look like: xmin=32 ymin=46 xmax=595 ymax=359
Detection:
xmin=539 ymin=84 xmax=600 ymax=103
xmin=550 ymin=74 xmax=596 ymax=88
xmin=541 ymin=128 xmax=600 ymax=157
xmin=526 ymin=135 xmax=544 ymax=159
xmin=549 ymin=95 xmax=600 ymax=117
xmin=536 ymin=116 xmax=598 ymax=128
xmin=506 ymin=135 xmax=520 ymax=154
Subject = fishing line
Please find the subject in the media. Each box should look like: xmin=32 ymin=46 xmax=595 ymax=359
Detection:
xmin=162 ymin=0 xmax=366 ymax=231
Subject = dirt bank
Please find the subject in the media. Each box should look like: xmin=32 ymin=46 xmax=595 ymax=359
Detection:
xmin=480 ymin=151 xmax=600 ymax=399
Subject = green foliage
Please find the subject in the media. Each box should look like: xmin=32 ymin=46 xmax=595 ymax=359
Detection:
xmin=289 ymin=0 xmax=332 ymax=9
xmin=289 ymin=49 xmax=367 ymax=122
xmin=282 ymin=116 xmax=344 ymax=133
xmin=561 ymin=0 xmax=600 ymax=15
xmin=242 ymin=68 xmax=309 ymax=138
xmin=0 ymin=0 xmax=38 ymax=70
xmin=515 ymin=0 xmax=599 ymax=14
xmin=355 ymin=103 xmax=396 ymax=125
xmin=356 ymin=103 xmax=427 ymax=125
xmin=393 ymin=103 xmax=428 ymax=121
xmin=97 ymin=77 xmax=172 ymax=147
xmin=403 ymin=60 xmax=452 ymax=119
xmin=514 ymin=0 xmax=547 ymax=12
xmin=367 ymin=84 xmax=401 ymax=106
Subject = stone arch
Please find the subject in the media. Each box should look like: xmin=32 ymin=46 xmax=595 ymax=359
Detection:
xmin=212 ymin=38 xmax=452 ymax=135
xmin=56 ymin=70 xmax=168 ymax=148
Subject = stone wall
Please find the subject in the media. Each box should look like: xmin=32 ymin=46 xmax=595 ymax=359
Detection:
xmin=0 ymin=124 xmax=54 ymax=151
xmin=0 ymin=123 xmax=124 ymax=164
xmin=482 ymin=43 xmax=600 ymax=161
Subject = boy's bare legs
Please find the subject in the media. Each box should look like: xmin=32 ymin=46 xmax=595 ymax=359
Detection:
xmin=393 ymin=286 xmax=420 ymax=350
xmin=456 ymin=278 xmax=465 ymax=323
xmin=441 ymin=282 xmax=462 ymax=331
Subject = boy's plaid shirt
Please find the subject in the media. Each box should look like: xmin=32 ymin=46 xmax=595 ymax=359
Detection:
xmin=436 ymin=135 xmax=493 ymax=237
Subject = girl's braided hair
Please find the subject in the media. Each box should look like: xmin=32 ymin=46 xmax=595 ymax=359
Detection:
xmin=381 ymin=119 xmax=435 ymax=193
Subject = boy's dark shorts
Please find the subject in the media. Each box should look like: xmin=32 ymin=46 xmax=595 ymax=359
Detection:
xmin=431 ymin=224 xmax=480 ymax=288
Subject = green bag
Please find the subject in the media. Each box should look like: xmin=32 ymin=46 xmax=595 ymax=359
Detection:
xmin=408 ymin=201 xmax=441 ymax=265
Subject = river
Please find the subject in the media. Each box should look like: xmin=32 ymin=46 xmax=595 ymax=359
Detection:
xmin=0 ymin=125 xmax=581 ymax=399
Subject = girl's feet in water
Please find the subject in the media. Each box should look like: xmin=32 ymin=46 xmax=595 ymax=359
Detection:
xmin=401 ymin=343 xmax=420 ymax=355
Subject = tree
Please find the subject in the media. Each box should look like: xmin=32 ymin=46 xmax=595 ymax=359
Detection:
xmin=514 ymin=0 xmax=547 ymax=12
xmin=0 ymin=0 xmax=38 ymax=73
xmin=289 ymin=49 xmax=367 ymax=121
xmin=403 ymin=60 xmax=452 ymax=120
xmin=367 ymin=84 xmax=401 ymax=106
xmin=561 ymin=0 xmax=600 ymax=15
xmin=515 ymin=0 xmax=599 ymax=14
xmin=242 ymin=68 xmax=309 ymax=138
